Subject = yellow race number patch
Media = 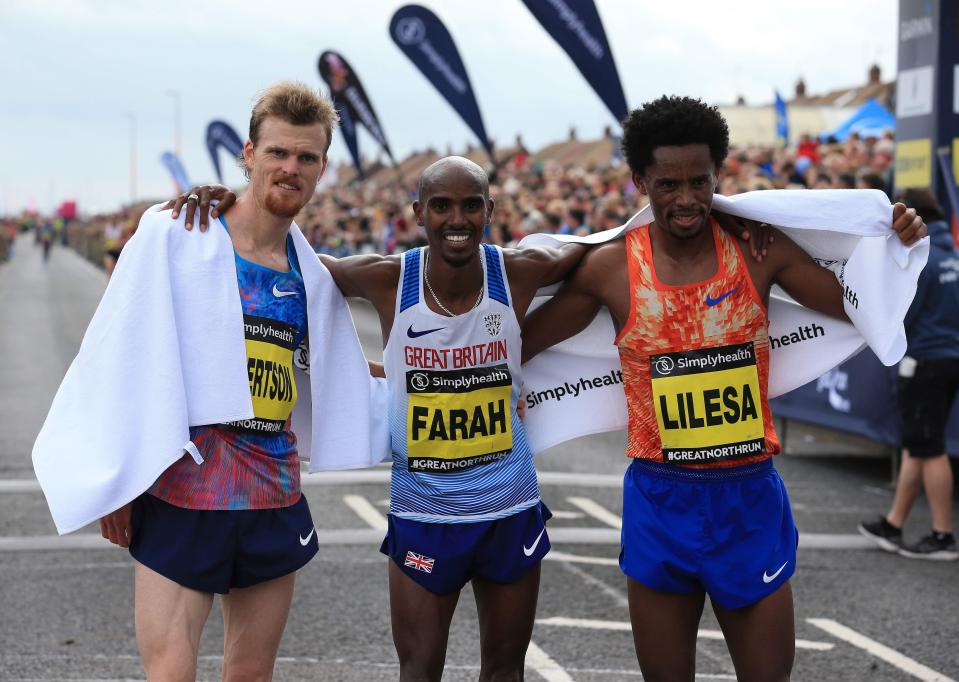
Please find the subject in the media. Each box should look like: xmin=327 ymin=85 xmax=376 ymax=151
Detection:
xmin=650 ymin=343 xmax=766 ymax=464
xmin=406 ymin=364 xmax=513 ymax=473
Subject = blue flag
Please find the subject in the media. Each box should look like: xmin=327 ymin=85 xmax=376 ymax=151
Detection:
xmin=935 ymin=146 xmax=959 ymax=247
xmin=331 ymin=90 xmax=364 ymax=179
xmin=390 ymin=5 xmax=493 ymax=159
xmin=520 ymin=0 xmax=627 ymax=124
xmin=205 ymin=120 xmax=245 ymax=183
xmin=160 ymin=152 xmax=191 ymax=193
xmin=319 ymin=50 xmax=393 ymax=164
xmin=775 ymin=91 xmax=789 ymax=147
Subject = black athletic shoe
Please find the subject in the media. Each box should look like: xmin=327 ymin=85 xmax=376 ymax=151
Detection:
xmin=858 ymin=516 xmax=903 ymax=552
xmin=898 ymin=532 xmax=958 ymax=561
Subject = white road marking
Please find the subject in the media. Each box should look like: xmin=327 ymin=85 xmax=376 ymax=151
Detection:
xmin=566 ymin=497 xmax=622 ymax=529
xmin=538 ymin=617 xmax=833 ymax=651
xmin=549 ymin=528 xmax=620 ymax=543
xmin=549 ymin=510 xmax=586 ymax=519
xmin=546 ymin=550 xmax=618 ymax=566
xmin=798 ymin=533 xmax=874 ymax=550
xmin=558 ymin=561 xmax=629 ymax=608
xmin=0 ymin=479 xmax=40 ymax=492
xmin=807 ymin=618 xmax=956 ymax=681
xmin=342 ymin=495 xmax=388 ymax=530
xmin=0 ymin=534 xmax=114 ymax=551
xmin=525 ymin=640 xmax=575 ymax=682
xmin=557 ymin=669 xmax=736 ymax=680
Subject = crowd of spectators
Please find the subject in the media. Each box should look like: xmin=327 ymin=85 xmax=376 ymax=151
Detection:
xmin=295 ymin=129 xmax=897 ymax=257
xmin=1 ymin=129 xmax=900 ymax=269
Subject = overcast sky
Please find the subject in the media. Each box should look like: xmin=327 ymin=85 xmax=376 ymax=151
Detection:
xmin=1 ymin=0 xmax=898 ymax=216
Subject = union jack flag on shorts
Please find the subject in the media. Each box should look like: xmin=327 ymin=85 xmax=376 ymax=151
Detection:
xmin=404 ymin=550 xmax=435 ymax=573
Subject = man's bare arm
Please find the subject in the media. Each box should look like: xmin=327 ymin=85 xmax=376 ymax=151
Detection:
xmin=319 ymin=253 xmax=398 ymax=300
xmin=521 ymin=248 xmax=606 ymax=363
xmin=765 ymin=231 xmax=848 ymax=321
xmin=505 ymin=243 xmax=590 ymax=319
xmin=765 ymin=203 xmax=926 ymax=322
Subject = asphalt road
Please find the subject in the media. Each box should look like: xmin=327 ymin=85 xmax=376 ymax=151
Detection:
xmin=1 ymin=235 xmax=956 ymax=681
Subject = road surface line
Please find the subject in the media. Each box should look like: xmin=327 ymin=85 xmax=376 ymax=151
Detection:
xmin=807 ymin=618 xmax=955 ymax=681
xmin=525 ymin=640 xmax=575 ymax=682
xmin=537 ymin=617 xmax=833 ymax=651
xmin=559 ymin=560 xmax=629 ymax=608
xmin=549 ymin=510 xmax=586 ymax=519
xmin=342 ymin=495 xmax=388 ymax=530
xmin=566 ymin=497 xmax=622 ymax=529
xmin=558 ymin=668 xmax=736 ymax=680
xmin=0 ymin=479 xmax=40 ymax=492
xmin=546 ymin=550 xmax=618 ymax=566
xmin=798 ymin=533 xmax=874 ymax=549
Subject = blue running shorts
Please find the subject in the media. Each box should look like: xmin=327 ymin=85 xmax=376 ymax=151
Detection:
xmin=129 ymin=493 xmax=318 ymax=594
xmin=620 ymin=459 xmax=798 ymax=610
xmin=380 ymin=502 xmax=552 ymax=595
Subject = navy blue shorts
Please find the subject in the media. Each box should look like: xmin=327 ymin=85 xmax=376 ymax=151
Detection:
xmin=620 ymin=459 xmax=798 ymax=610
xmin=380 ymin=502 xmax=552 ymax=595
xmin=129 ymin=493 xmax=318 ymax=594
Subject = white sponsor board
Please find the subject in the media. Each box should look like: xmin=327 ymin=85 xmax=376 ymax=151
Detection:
xmin=897 ymin=65 xmax=935 ymax=119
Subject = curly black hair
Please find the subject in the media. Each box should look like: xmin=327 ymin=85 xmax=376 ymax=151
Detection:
xmin=620 ymin=96 xmax=729 ymax=176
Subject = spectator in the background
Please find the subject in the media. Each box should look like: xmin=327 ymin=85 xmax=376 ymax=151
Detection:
xmin=857 ymin=172 xmax=887 ymax=196
xmin=61 ymin=123 xmax=909 ymax=259
xmin=102 ymin=215 xmax=125 ymax=277
xmin=39 ymin=219 xmax=54 ymax=265
xmin=545 ymin=211 xmax=563 ymax=234
xmin=860 ymin=189 xmax=959 ymax=561
xmin=812 ymin=173 xmax=832 ymax=189
xmin=834 ymin=172 xmax=856 ymax=190
xmin=562 ymin=208 xmax=589 ymax=236
xmin=797 ymin=133 xmax=820 ymax=164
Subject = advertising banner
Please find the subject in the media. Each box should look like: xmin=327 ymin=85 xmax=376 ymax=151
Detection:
xmin=318 ymin=50 xmax=394 ymax=163
xmin=160 ymin=151 xmax=191 ymax=193
xmin=331 ymin=90 xmax=363 ymax=179
xmin=390 ymin=5 xmax=493 ymax=159
xmin=205 ymin=120 xmax=244 ymax=183
xmin=520 ymin=0 xmax=627 ymax=124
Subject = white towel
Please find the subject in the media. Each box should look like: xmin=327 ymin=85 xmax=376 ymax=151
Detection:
xmin=519 ymin=189 xmax=929 ymax=454
xmin=33 ymin=205 xmax=390 ymax=534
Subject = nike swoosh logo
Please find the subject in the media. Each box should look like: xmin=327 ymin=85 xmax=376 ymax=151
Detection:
xmin=705 ymin=288 xmax=737 ymax=307
xmin=523 ymin=527 xmax=547 ymax=557
xmin=273 ymin=284 xmax=297 ymax=298
xmin=299 ymin=527 xmax=315 ymax=546
xmin=407 ymin=324 xmax=445 ymax=338
xmin=762 ymin=561 xmax=788 ymax=583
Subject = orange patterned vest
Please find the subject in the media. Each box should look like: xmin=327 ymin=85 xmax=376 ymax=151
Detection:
xmin=615 ymin=219 xmax=780 ymax=467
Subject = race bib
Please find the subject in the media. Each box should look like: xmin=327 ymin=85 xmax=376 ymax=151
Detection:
xmin=406 ymin=363 xmax=513 ymax=473
xmin=225 ymin=314 xmax=298 ymax=434
xmin=650 ymin=342 xmax=765 ymax=463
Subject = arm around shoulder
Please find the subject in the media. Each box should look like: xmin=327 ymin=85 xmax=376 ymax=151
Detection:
xmin=319 ymin=253 xmax=401 ymax=301
xmin=505 ymin=242 xmax=591 ymax=290
xmin=767 ymin=228 xmax=848 ymax=321
xmin=521 ymin=246 xmax=607 ymax=363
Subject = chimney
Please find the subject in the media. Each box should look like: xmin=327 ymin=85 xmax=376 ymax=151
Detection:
xmin=868 ymin=64 xmax=881 ymax=84
xmin=795 ymin=78 xmax=806 ymax=99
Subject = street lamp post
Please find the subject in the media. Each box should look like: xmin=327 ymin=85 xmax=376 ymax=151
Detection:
xmin=126 ymin=112 xmax=137 ymax=206
xmin=166 ymin=89 xmax=182 ymax=159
